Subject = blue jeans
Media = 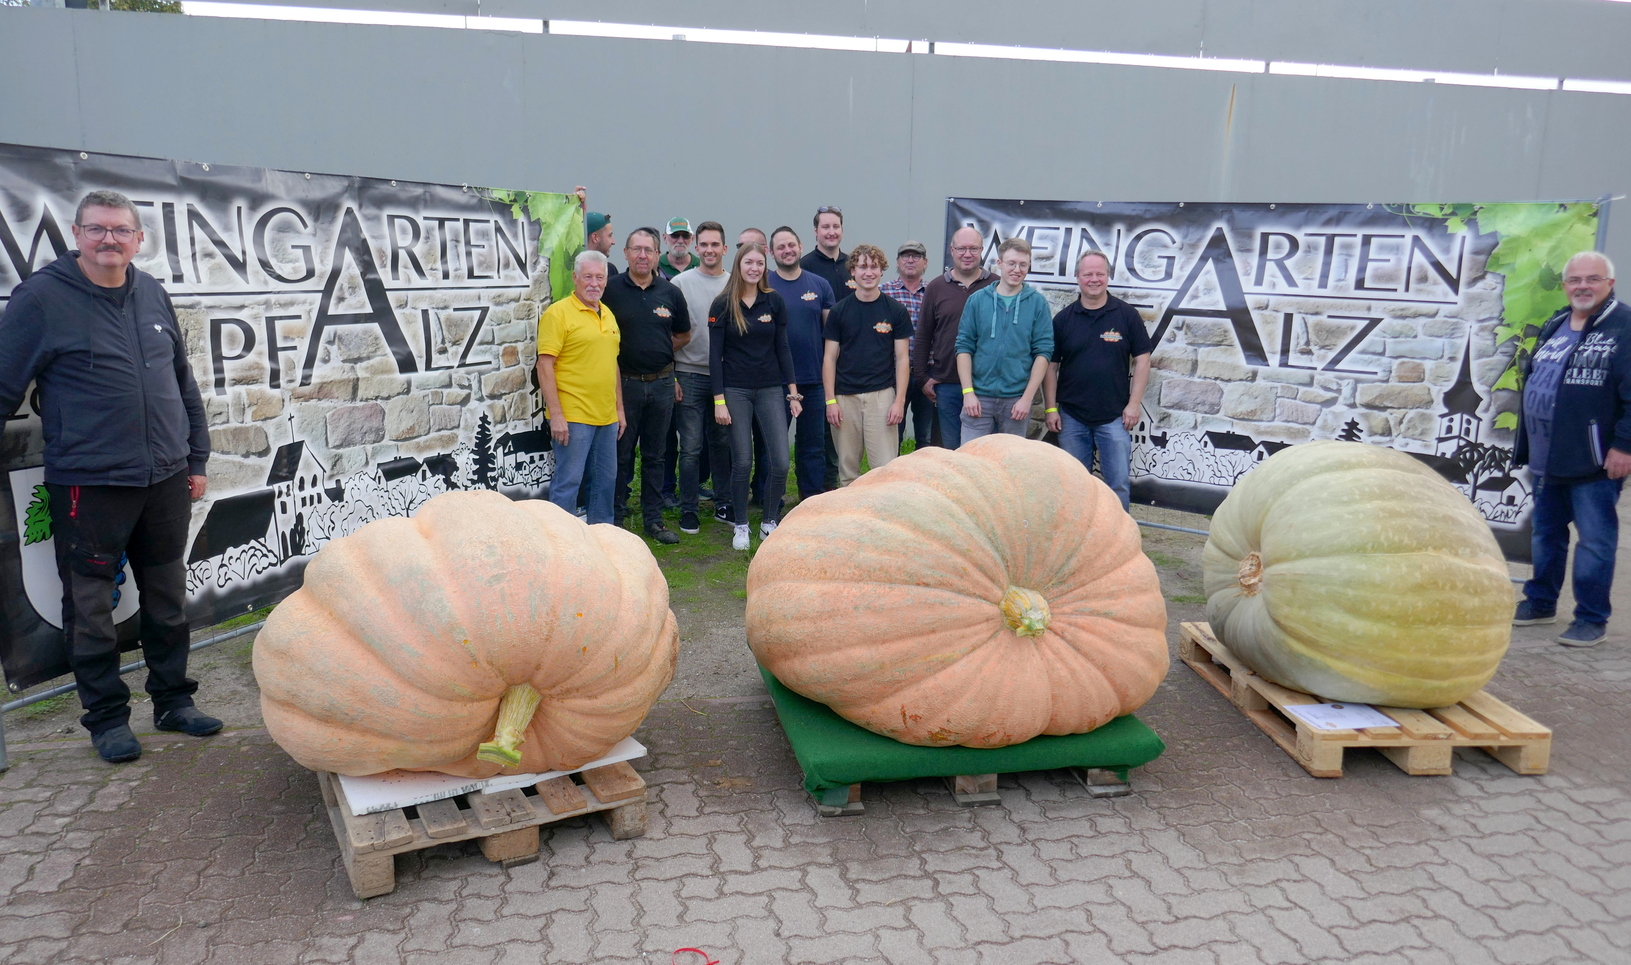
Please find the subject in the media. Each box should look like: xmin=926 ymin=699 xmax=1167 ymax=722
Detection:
xmin=793 ymin=381 xmax=827 ymax=497
xmin=1524 ymin=474 xmax=1623 ymax=625
xmin=904 ymin=375 xmax=936 ymax=451
xmin=1059 ymin=413 xmax=1132 ymax=510
xmin=932 ymin=382 xmax=963 ymax=449
xmin=548 ymin=421 xmax=618 ymax=525
xmin=725 ymin=386 xmax=789 ymax=525
xmin=675 ymin=371 xmax=731 ymax=515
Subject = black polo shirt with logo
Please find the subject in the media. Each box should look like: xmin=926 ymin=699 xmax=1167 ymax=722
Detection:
xmin=800 ymin=248 xmax=855 ymax=300
xmin=602 ymin=270 xmax=692 ymax=375
xmin=823 ymin=294 xmax=913 ymax=396
xmin=1051 ymin=293 xmax=1153 ymax=425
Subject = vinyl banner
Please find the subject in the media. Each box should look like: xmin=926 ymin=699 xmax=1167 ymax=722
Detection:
xmin=1 ymin=143 xmax=579 ymax=691
xmin=947 ymin=197 xmax=1605 ymax=561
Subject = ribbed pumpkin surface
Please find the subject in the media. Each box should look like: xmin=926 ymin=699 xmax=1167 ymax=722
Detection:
xmin=254 ymin=490 xmax=678 ymax=777
xmin=1202 ymin=440 xmax=1511 ymax=708
xmin=746 ymin=434 xmax=1169 ymax=748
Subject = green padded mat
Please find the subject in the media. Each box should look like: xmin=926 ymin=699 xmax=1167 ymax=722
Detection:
xmin=759 ymin=666 xmax=1166 ymax=806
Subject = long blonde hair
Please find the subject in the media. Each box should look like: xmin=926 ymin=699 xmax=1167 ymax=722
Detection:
xmin=725 ymin=242 xmax=773 ymax=336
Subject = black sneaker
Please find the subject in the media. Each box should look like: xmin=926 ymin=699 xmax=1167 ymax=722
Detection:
xmin=155 ymin=706 xmax=223 ymax=737
xmin=679 ymin=511 xmax=700 ymax=534
xmin=714 ymin=504 xmax=733 ymax=524
xmin=92 ymin=724 xmax=142 ymax=763
xmin=646 ymin=525 xmax=681 ymax=545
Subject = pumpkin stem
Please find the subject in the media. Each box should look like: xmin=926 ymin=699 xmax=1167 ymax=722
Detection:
xmin=476 ymin=683 xmax=543 ymax=767
xmin=1001 ymin=586 xmax=1051 ymax=637
xmin=1237 ymin=553 xmax=1264 ymax=597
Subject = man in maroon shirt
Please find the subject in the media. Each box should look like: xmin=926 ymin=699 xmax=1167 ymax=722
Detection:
xmin=911 ymin=226 xmax=996 ymax=449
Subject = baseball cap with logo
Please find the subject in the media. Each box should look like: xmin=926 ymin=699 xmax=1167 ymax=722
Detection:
xmin=666 ymin=217 xmax=693 ymax=236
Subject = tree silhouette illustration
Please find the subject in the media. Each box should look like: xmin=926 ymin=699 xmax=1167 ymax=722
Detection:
xmin=473 ymin=414 xmax=496 ymax=490
xmin=1337 ymin=419 xmax=1363 ymax=442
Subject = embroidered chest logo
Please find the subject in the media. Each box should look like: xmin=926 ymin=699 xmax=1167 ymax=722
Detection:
xmin=654 ymin=306 xmax=673 ymax=318
xmin=1099 ymin=330 xmax=1124 ymax=343
xmin=758 ymin=313 xmax=774 ymax=324
xmin=874 ymin=321 xmax=893 ymax=334
xmin=801 ymin=291 xmax=819 ymax=301
xmin=846 ymin=280 xmax=857 ymax=289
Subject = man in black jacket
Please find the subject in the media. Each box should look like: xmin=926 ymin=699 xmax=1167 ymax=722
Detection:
xmin=0 ymin=190 xmax=217 ymax=762
xmin=1512 ymin=251 xmax=1631 ymax=647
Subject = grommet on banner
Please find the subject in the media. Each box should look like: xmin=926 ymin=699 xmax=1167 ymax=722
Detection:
xmin=391 ymin=181 xmax=397 ymax=187
xmin=1367 ymin=203 xmax=1374 ymax=209
xmin=1179 ymin=202 xmax=1185 ymax=207
xmin=1269 ymin=204 xmax=1276 ymax=209
xmin=79 ymin=152 xmax=88 ymax=159
xmin=202 ymin=164 xmax=210 ymax=172
xmin=304 ymin=173 xmax=311 ymax=179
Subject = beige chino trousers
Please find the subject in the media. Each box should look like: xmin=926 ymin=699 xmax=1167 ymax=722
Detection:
xmin=833 ymin=387 xmax=899 ymax=487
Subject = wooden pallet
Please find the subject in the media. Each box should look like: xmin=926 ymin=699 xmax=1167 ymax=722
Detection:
xmin=816 ymin=768 xmax=1131 ymax=816
xmin=317 ymin=761 xmax=648 ymax=898
xmin=1179 ymin=622 xmax=1551 ymax=778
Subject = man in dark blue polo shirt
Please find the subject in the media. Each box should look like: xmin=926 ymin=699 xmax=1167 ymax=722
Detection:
xmin=602 ymin=227 xmax=691 ymax=542
xmin=768 ymin=226 xmax=836 ymax=499
xmin=1042 ymin=250 xmax=1151 ymax=510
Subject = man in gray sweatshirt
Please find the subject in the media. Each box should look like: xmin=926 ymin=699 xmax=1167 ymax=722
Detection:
xmin=669 ymin=221 xmax=734 ymax=533
xmin=954 ymin=237 xmax=1054 ymax=440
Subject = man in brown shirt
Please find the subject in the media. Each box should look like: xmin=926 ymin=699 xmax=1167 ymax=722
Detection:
xmin=911 ymin=226 xmax=996 ymax=449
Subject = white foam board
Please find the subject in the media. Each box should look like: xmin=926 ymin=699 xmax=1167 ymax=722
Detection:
xmin=336 ymin=737 xmax=648 ymax=815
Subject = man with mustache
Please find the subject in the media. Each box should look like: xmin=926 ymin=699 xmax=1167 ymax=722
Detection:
xmin=1513 ymin=251 xmax=1631 ymax=647
xmin=0 ymin=190 xmax=216 ymax=764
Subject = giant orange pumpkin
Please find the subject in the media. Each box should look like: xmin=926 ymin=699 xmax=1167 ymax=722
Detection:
xmin=746 ymin=434 xmax=1168 ymax=748
xmin=254 ymin=490 xmax=678 ymax=778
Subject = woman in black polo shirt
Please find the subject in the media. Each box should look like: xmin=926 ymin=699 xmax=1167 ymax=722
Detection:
xmin=709 ymin=242 xmax=802 ymax=550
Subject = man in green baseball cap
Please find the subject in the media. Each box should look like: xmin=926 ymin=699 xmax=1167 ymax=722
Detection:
xmin=660 ymin=217 xmax=696 ymax=279
xmin=586 ymin=211 xmax=617 ymax=274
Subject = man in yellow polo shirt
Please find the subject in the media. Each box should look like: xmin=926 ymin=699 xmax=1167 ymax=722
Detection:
xmin=537 ymin=250 xmax=625 ymax=523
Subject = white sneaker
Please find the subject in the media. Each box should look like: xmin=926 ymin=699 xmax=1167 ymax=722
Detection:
xmin=732 ymin=524 xmax=750 ymax=551
xmin=760 ymin=520 xmax=778 ymax=538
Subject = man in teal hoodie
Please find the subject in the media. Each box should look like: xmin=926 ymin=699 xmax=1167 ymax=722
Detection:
xmin=954 ymin=237 xmax=1054 ymax=440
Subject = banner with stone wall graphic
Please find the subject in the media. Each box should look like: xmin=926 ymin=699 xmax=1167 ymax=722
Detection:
xmin=947 ymin=197 xmax=1606 ymax=562
xmin=0 ymin=143 xmax=580 ymax=691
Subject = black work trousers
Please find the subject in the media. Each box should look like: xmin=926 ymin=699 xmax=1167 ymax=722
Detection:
xmin=615 ymin=374 xmax=676 ymax=530
xmin=47 ymin=471 xmax=196 ymax=735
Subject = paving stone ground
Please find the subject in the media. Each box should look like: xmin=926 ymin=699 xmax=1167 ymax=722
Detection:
xmin=3 ymin=506 xmax=1631 ymax=964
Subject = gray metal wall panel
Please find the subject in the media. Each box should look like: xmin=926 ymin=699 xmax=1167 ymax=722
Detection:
xmin=226 ymin=0 xmax=1631 ymax=82
xmin=1 ymin=8 xmax=1626 ymax=264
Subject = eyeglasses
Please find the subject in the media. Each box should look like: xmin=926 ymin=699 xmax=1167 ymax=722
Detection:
xmin=950 ymin=245 xmax=982 ymax=254
xmin=625 ymin=245 xmax=658 ymax=255
xmin=1566 ymin=275 xmax=1610 ymax=286
xmin=78 ymin=224 xmax=138 ymax=242
xmin=817 ymin=206 xmax=842 ymax=214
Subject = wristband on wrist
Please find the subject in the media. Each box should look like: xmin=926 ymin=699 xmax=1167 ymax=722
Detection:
xmin=961 ymin=387 xmax=974 ymax=395
xmin=713 ymin=396 xmax=725 ymax=405
xmin=826 ymin=399 xmax=838 ymax=406
xmin=1045 ymin=407 xmax=1058 ymax=413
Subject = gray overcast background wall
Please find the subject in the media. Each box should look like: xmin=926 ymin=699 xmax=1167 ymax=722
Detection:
xmin=1 ymin=0 xmax=1629 ymax=264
